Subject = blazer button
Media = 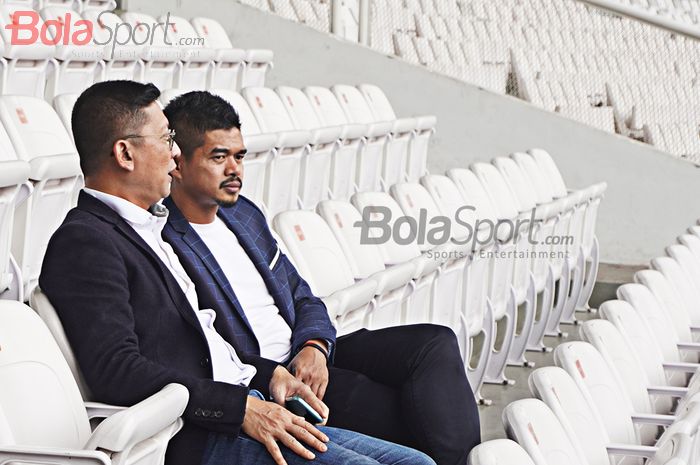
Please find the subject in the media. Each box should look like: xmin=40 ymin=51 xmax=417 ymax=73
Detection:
xmin=200 ymin=357 xmax=210 ymax=368
xmin=202 ymin=410 xmax=212 ymax=418
xmin=214 ymin=411 xmax=223 ymax=418
xmin=194 ymin=408 xmax=203 ymax=417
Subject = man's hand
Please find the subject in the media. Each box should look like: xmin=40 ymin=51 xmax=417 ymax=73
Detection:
xmin=242 ymin=396 xmax=329 ymax=465
xmin=287 ymin=345 xmax=329 ymax=400
xmin=269 ymin=366 xmax=329 ymax=421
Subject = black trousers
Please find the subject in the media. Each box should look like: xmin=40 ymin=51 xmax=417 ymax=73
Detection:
xmin=322 ymin=324 xmax=481 ymax=465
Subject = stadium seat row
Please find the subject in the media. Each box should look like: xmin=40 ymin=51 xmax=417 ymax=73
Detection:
xmin=0 ymin=5 xmax=273 ymax=99
xmin=469 ymin=221 xmax=700 ymax=464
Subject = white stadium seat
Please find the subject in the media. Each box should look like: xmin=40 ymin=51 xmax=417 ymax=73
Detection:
xmin=467 ymin=439 xmax=536 ymax=465
xmin=80 ymin=10 xmax=141 ymax=82
xmin=271 ymin=209 xmax=377 ymax=334
xmin=120 ymin=11 xmax=183 ymax=90
xmin=242 ymin=86 xmax=311 ymax=215
xmin=0 ymin=95 xmax=82 ymax=298
xmin=0 ymin=5 xmax=56 ymax=98
xmin=157 ymin=15 xmax=217 ymax=91
xmin=52 ymin=93 xmax=79 ymax=137
xmin=0 ymin=149 xmax=30 ymax=302
xmin=0 ymin=299 xmax=188 ymax=465
xmin=40 ymin=7 xmax=104 ymax=100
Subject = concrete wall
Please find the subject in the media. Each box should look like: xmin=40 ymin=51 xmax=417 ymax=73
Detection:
xmin=126 ymin=0 xmax=700 ymax=266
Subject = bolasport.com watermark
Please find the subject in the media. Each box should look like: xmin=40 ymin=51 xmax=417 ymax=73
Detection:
xmin=4 ymin=11 xmax=203 ymax=59
xmin=353 ymin=205 xmax=573 ymax=261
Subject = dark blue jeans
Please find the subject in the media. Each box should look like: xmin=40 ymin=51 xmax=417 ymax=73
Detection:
xmin=200 ymin=426 xmax=436 ymax=465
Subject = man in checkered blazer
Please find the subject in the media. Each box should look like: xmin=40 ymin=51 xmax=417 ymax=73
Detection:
xmin=162 ymin=91 xmax=480 ymax=465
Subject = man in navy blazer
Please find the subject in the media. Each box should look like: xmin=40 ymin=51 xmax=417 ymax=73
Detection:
xmin=39 ymin=81 xmax=436 ymax=465
xmin=162 ymin=91 xmax=480 ymax=465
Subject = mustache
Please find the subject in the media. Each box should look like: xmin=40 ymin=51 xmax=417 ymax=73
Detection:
xmin=219 ymin=176 xmax=242 ymax=189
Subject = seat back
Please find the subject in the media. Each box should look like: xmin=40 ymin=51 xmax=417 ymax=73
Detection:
xmin=651 ymin=255 xmax=700 ymax=327
xmin=316 ymin=200 xmax=385 ymax=279
xmin=304 ymin=86 xmax=350 ymax=127
xmin=0 ymin=96 xmax=82 ymax=297
xmin=243 ymin=87 xmax=297 ymax=133
xmin=351 ymin=191 xmax=422 ymax=265
xmin=0 ymin=5 xmax=56 ymax=98
xmin=471 ymin=162 xmax=519 ymax=221
xmin=421 ymin=174 xmax=474 ymax=241
xmin=554 ymin=341 xmax=639 ymax=445
xmin=511 ymin=152 xmax=554 ymax=204
xmin=635 ymin=268 xmax=694 ymax=344
xmin=81 ymin=10 xmax=140 ymax=81
xmin=467 ymin=439 xmax=536 ymax=465
xmin=493 ymin=157 xmax=537 ymax=213
xmin=0 ymin=300 xmax=91 ymax=448
xmin=528 ymin=148 xmax=568 ymax=198
xmin=528 ymin=366 xmax=611 ymax=465
xmin=502 ymin=399 xmax=587 ymax=465
xmin=667 ymin=244 xmax=700 ymax=299
xmin=679 ymin=233 xmax=700 ymax=265
xmin=579 ymin=319 xmax=656 ymax=415
xmin=617 ymin=282 xmax=684 ymax=363
xmin=272 ymin=210 xmax=355 ymax=297
xmin=277 ymin=86 xmax=323 ymax=130
xmin=358 ymin=84 xmax=398 ymax=121
xmin=0 ymin=157 xmax=29 ymax=299
xmin=53 ymin=93 xmax=79 ymax=137
xmin=158 ymin=15 xmax=215 ymax=91
xmin=30 ymin=288 xmax=91 ymax=400
xmin=191 ymin=17 xmax=234 ymax=48
xmin=599 ymin=299 xmax=677 ymax=390
xmin=332 ymin=84 xmax=377 ymax=125
xmin=389 ymin=182 xmax=443 ymax=253
xmin=446 ymin=168 xmax=499 ymax=226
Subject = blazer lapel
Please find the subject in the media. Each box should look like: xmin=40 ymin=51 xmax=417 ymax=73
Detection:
xmin=78 ymin=193 xmax=203 ymax=333
xmin=218 ymin=210 xmax=293 ymax=327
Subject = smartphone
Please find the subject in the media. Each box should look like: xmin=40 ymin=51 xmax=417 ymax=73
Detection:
xmin=285 ymin=396 xmax=324 ymax=424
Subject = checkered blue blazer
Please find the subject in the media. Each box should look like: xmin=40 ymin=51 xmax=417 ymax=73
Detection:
xmin=162 ymin=195 xmax=336 ymax=360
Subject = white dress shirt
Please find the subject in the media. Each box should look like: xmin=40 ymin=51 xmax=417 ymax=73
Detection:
xmin=191 ymin=217 xmax=293 ymax=363
xmin=84 ymin=188 xmax=257 ymax=387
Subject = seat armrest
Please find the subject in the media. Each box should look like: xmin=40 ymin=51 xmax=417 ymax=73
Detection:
xmin=605 ymin=443 xmax=657 ymax=458
xmin=370 ymin=261 xmax=416 ymax=294
xmin=630 ymin=413 xmax=676 ymax=426
xmin=0 ymin=445 xmax=110 ymax=465
xmin=275 ymin=130 xmax=311 ymax=149
xmin=243 ymin=133 xmax=278 ymax=153
xmin=28 ymin=154 xmax=82 ymax=181
xmin=411 ymin=254 xmax=442 ymax=278
xmin=663 ymin=361 xmax=700 ymax=373
xmin=215 ymin=48 xmax=246 ymax=63
xmin=391 ymin=117 xmax=418 ymax=134
xmin=182 ymin=48 xmax=217 ymax=63
xmin=415 ymin=115 xmax=437 ymax=130
xmin=245 ymin=49 xmax=274 ymax=63
xmin=138 ymin=46 xmax=183 ymax=62
xmin=84 ymin=402 xmax=127 ymax=420
xmin=310 ymin=126 xmax=343 ymax=145
xmin=339 ymin=123 xmax=368 ymax=140
xmin=84 ymin=383 xmax=188 ymax=453
xmin=0 ymin=159 xmax=29 ymax=186
xmin=322 ymin=279 xmax=377 ymax=318
xmin=647 ymin=385 xmax=688 ymax=398
xmin=690 ymin=326 xmax=700 ymax=333
xmin=677 ymin=342 xmax=700 ymax=352
xmin=365 ymin=121 xmax=393 ymax=138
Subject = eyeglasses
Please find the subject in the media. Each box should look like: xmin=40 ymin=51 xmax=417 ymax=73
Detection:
xmin=121 ymin=129 xmax=177 ymax=151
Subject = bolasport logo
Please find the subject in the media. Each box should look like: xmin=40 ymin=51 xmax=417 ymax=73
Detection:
xmin=4 ymin=11 xmax=204 ymax=58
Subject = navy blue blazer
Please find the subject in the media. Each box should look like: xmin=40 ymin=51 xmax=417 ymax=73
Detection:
xmin=39 ymin=192 xmax=280 ymax=465
xmin=162 ymin=195 xmax=336 ymax=361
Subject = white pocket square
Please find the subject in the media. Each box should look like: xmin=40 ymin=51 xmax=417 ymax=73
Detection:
xmin=269 ymin=247 xmax=281 ymax=269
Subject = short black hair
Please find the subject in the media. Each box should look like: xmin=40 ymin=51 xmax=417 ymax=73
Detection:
xmin=164 ymin=91 xmax=241 ymax=159
xmin=72 ymin=80 xmax=161 ymax=176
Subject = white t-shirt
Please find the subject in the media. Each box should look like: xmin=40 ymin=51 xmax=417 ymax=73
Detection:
xmin=191 ymin=217 xmax=293 ymax=363
xmin=84 ymin=188 xmax=257 ymax=387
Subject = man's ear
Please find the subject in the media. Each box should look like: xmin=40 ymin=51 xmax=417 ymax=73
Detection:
xmin=112 ymin=140 xmax=135 ymax=172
